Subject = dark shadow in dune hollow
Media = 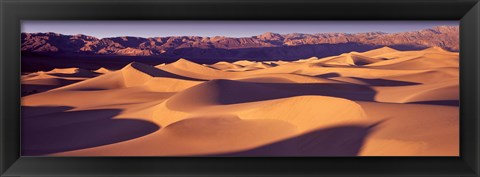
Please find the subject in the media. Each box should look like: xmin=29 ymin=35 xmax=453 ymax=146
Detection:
xmin=314 ymin=73 xmax=421 ymax=86
xmin=315 ymin=72 xmax=341 ymax=78
xmin=21 ymin=79 xmax=81 ymax=96
xmin=213 ymin=123 xmax=380 ymax=156
xmin=408 ymin=100 xmax=459 ymax=106
xmin=346 ymin=77 xmax=421 ymax=86
xmin=211 ymin=79 xmax=378 ymax=104
xmin=21 ymin=106 xmax=160 ymax=156
xmin=70 ymin=88 xmax=111 ymax=91
xmin=48 ymin=72 xmax=100 ymax=78
xmin=129 ymin=62 xmax=206 ymax=81
xmin=22 ymin=105 xmax=73 ymax=118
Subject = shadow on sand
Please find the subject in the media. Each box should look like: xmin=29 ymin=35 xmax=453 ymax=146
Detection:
xmin=408 ymin=100 xmax=459 ymax=106
xmin=49 ymin=72 xmax=100 ymax=78
xmin=129 ymin=62 xmax=205 ymax=81
xmin=213 ymin=123 xmax=380 ymax=156
xmin=165 ymin=80 xmax=379 ymax=112
xmin=316 ymin=72 xmax=341 ymax=78
xmin=21 ymin=79 xmax=82 ymax=96
xmin=346 ymin=77 xmax=421 ymax=86
xmin=216 ymin=80 xmax=378 ymax=103
xmin=22 ymin=106 xmax=160 ymax=156
xmin=315 ymin=73 xmax=420 ymax=86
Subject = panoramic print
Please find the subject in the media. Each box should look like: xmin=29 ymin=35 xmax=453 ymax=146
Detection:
xmin=21 ymin=21 xmax=459 ymax=156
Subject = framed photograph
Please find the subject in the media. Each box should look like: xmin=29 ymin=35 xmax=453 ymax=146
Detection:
xmin=1 ymin=0 xmax=479 ymax=176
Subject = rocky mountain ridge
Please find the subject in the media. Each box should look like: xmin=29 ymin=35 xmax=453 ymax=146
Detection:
xmin=21 ymin=26 xmax=459 ymax=61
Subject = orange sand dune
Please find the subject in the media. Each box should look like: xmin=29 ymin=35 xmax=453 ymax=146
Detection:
xmin=94 ymin=67 xmax=112 ymax=74
xmin=209 ymin=61 xmax=242 ymax=70
xmin=21 ymin=47 xmax=459 ymax=156
xmin=359 ymin=46 xmax=399 ymax=57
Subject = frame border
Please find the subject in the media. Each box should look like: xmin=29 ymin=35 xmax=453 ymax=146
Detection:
xmin=1 ymin=0 xmax=479 ymax=176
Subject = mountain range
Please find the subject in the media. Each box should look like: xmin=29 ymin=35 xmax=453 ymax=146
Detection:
xmin=21 ymin=26 xmax=458 ymax=62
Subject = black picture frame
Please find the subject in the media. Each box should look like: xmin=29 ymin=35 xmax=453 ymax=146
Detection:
xmin=1 ymin=0 xmax=479 ymax=176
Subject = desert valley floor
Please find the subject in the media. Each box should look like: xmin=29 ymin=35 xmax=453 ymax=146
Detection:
xmin=21 ymin=47 xmax=459 ymax=156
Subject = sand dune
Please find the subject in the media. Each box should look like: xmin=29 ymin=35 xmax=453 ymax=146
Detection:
xmin=317 ymin=53 xmax=385 ymax=66
xmin=21 ymin=68 xmax=100 ymax=96
xmin=359 ymin=46 xmax=399 ymax=57
xmin=22 ymin=47 xmax=459 ymax=156
xmin=94 ymin=67 xmax=112 ymax=74
xmin=158 ymin=59 xmax=240 ymax=80
xmin=209 ymin=61 xmax=242 ymax=70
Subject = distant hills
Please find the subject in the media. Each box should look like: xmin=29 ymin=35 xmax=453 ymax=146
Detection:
xmin=21 ymin=26 xmax=458 ymax=62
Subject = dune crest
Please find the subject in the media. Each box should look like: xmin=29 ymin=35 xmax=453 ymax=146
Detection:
xmin=94 ymin=67 xmax=111 ymax=74
xmin=359 ymin=46 xmax=399 ymax=57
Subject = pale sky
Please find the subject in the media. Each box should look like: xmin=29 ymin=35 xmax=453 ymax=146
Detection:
xmin=22 ymin=21 xmax=459 ymax=39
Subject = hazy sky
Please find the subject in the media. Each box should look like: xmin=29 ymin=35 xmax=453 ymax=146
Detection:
xmin=22 ymin=21 xmax=459 ymax=39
